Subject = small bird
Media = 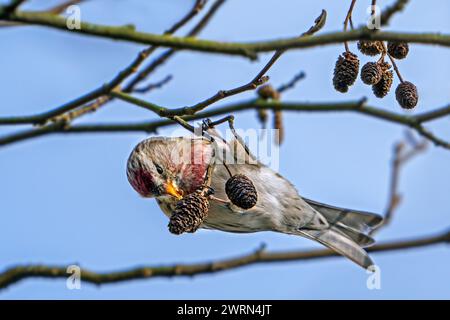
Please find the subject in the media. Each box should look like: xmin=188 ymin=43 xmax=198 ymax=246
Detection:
xmin=126 ymin=131 xmax=382 ymax=269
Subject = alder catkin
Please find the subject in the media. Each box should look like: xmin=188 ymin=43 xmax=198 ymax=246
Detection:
xmin=357 ymin=40 xmax=384 ymax=56
xmin=387 ymin=41 xmax=409 ymax=59
xmin=395 ymin=81 xmax=418 ymax=109
xmin=361 ymin=62 xmax=383 ymax=85
xmin=333 ymin=51 xmax=360 ymax=93
xmin=372 ymin=62 xmax=394 ymax=98
xmin=225 ymin=174 xmax=258 ymax=210
xmin=168 ymin=189 xmax=210 ymax=234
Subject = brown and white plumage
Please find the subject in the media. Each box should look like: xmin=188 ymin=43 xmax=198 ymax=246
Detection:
xmin=126 ymin=133 xmax=382 ymax=269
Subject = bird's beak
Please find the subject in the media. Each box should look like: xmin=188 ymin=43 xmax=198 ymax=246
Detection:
xmin=165 ymin=180 xmax=183 ymax=200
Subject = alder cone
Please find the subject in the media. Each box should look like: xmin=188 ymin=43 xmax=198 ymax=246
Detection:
xmin=395 ymin=81 xmax=418 ymax=109
xmin=361 ymin=62 xmax=383 ymax=85
xmin=333 ymin=51 xmax=360 ymax=93
xmin=387 ymin=41 xmax=409 ymax=59
xmin=357 ymin=40 xmax=384 ymax=56
xmin=168 ymin=190 xmax=210 ymax=234
xmin=372 ymin=62 xmax=393 ymax=98
xmin=225 ymin=174 xmax=258 ymax=210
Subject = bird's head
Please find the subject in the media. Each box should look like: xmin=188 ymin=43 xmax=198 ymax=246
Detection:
xmin=126 ymin=137 xmax=213 ymax=200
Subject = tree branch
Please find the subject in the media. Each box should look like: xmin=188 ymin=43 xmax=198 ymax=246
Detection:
xmin=1 ymin=99 xmax=449 ymax=149
xmin=380 ymin=0 xmax=410 ymax=27
xmin=0 ymin=8 xmax=327 ymax=147
xmin=2 ymin=9 xmax=449 ymax=58
xmin=132 ymin=75 xmax=173 ymax=94
xmin=0 ymin=0 xmax=209 ymax=127
xmin=372 ymin=133 xmax=428 ymax=234
xmin=0 ymin=228 xmax=449 ymax=291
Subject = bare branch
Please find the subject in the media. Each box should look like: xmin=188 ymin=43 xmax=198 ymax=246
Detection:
xmin=414 ymin=104 xmax=450 ymax=123
xmin=132 ymin=75 xmax=173 ymax=94
xmin=54 ymin=0 xmax=225 ymax=125
xmin=0 ymin=228 xmax=449 ymax=291
xmin=372 ymin=134 xmax=428 ymax=234
xmin=1 ymin=99 xmax=449 ymax=149
xmin=343 ymin=0 xmax=357 ymax=52
xmin=2 ymin=9 xmax=449 ymax=58
xmin=380 ymin=0 xmax=410 ymax=27
xmin=277 ymin=71 xmax=306 ymax=93
xmin=0 ymin=0 xmax=209 ymax=127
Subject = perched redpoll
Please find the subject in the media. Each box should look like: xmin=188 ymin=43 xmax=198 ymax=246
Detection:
xmin=127 ymin=133 xmax=382 ymax=269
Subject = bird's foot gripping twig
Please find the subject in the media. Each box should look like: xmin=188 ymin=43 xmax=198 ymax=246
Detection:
xmin=202 ymin=116 xmax=252 ymax=160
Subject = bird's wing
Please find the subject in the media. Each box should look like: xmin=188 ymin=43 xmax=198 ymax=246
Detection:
xmin=303 ymin=197 xmax=383 ymax=233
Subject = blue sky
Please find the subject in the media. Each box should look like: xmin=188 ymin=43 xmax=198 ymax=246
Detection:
xmin=0 ymin=0 xmax=449 ymax=299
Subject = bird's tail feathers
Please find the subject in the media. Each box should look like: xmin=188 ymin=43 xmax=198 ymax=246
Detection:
xmin=303 ymin=197 xmax=383 ymax=234
xmin=297 ymin=228 xmax=374 ymax=269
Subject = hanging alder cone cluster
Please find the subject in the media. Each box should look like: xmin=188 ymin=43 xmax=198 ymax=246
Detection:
xmin=169 ymin=173 xmax=258 ymax=234
xmin=332 ymin=24 xmax=417 ymax=109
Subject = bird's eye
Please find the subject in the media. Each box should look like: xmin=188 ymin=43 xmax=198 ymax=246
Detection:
xmin=154 ymin=163 xmax=164 ymax=175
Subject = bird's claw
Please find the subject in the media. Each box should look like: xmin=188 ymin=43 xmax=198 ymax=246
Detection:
xmin=202 ymin=119 xmax=214 ymax=131
xmin=202 ymin=185 xmax=215 ymax=197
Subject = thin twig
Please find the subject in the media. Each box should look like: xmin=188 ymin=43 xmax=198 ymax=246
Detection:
xmin=413 ymin=124 xmax=450 ymax=149
xmin=380 ymin=0 xmax=410 ymax=27
xmin=277 ymin=71 xmax=306 ymax=93
xmin=343 ymin=0 xmax=357 ymax=52
xmin=1 ymin=0 xmax=26 ymax=15
xmin=164 ymin=0 xmax=206 ymax=34
xmin=372 ymin=133 xmax=428 ymax=234
xmin=47 ymin=0 xmax=87 ymax=14
xmin=0 ymin=228 xmax=449 ymax=291
xmin=131 ymin=75 xmax=173 ymax=94
xmin=388 ymin=52 xmax=404 ymax=83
